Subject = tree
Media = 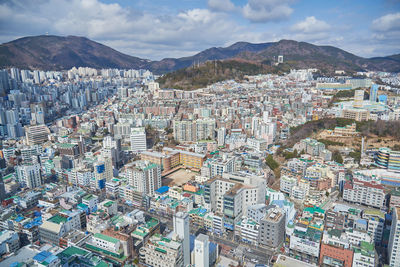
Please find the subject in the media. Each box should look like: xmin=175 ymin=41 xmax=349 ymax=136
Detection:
xmin=266 ymin=154 xmax=279 ymax=170
xmin=164 ymin=127 xmax=173 ymax=134
xmin=332 ymin=150 xmax=343 ymax=164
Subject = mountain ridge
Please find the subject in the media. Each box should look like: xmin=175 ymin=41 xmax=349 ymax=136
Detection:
xmin=0 ymin=35 xmax=399 ymax=73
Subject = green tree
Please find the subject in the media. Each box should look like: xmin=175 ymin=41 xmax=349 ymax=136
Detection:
xmin=332 ymin=150 xmax=343 ymax=164
xmin=266 ymin=154 xmax=279 ymax=170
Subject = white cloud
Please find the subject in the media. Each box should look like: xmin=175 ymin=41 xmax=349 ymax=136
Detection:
xmin=291 ymin=16 xmax=331 ymax=33
xmin=242 ymin=0 xmax=293 ymax=23
xmin=0 ymin=0 xmax=398 ymax=59
xmin=208 ymin=0 xmax=236 ymax=12
xmin=370 ymin=12 xmax=400 ymax=51
xmin=372 ymin=12 xmax=400 ymax=32
xmin=0 ymin=0 xmax=253 ymax=59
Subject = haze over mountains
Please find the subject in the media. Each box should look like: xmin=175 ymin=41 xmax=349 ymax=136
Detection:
xmin=1 ymin=35 xmax=400 ymax=74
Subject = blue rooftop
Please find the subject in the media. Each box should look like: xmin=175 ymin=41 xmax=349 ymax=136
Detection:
xmin=155 ymin=186 xmax=169 ymax=194
xmin=33 ymin=251 xmax=52 ymax=262
xmin=356 ymin=219 xmax=367 ymax=225
xmin=15 ymin=216 xmax=24 ymax=222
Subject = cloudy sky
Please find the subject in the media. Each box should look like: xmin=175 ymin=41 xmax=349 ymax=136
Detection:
xmin=0 ymin=0 xmax=399 ymax=60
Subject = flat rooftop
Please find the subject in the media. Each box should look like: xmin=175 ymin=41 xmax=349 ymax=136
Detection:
xmin=274 ymin=254 xmax=317 ymax=267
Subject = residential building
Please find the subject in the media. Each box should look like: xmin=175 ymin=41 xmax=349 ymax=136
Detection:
xmin=194 ymin=234 xmax=210 ymax=267
xmin=258 ymin=206 xmax=285 ymax=247
xmin=16 ymin=163 xmax=42 ymax=188
xmin=343 ymin=178 xmax=385 ymax=209
xmin=352 ymin=241 xmax=375 ymax=267
xmin=388 ymin=207 xmax=400 ymax=267
xmin=126 ymin=160 xmax=161 ymax=196
xmin=0 ymin=230 xmax=19 ymax=256
xmin=139 ymin=233 xmax=183 ymax=267
xmin=25 ymin=124 xmax=50 ymax=145
xmin=130 ymin=127 xmax=147 ymax=152
xmin=174 ymin=212 xmax=190 ymax=267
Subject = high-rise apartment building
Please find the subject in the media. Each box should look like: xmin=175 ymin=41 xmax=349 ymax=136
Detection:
xmin=16 ymin=163 xmax=42 ymax=188
xmin=174 ymin=212 xmax=190 ymax=267
xmin=217 ymin=127 xmax=226 ymax=147
xmin=194 ymin=234 xmax=210 ymax=267
xmin=126 ymin=161 xmax=161 ymax=196
xmin=130 ymin=127 xmax=147 ymax=152
xmin=353 ymin=89 xmax=364 ymax=108
xmin=258 ymin=206 xmax=286 ymax=247
xmin=388 ymin=207 xmax=400 ymax=267
xmin=25 ymin=124 xmax=50 ymax=145
xmin=173 ymin=118 xmax=215 ymax=142
xmin=370 ymin=84 xmax=378 ymax=102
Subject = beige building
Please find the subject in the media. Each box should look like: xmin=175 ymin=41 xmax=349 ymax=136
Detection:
xmin=333 ymin=123 xmax=358 ymax=136
xmin=139 ymin=233 xmax=183 ymax=267
xmin=341 ymin=109 xmax=370 ymax=121
xmin=25 ymin=124 xmax=50 ymax=145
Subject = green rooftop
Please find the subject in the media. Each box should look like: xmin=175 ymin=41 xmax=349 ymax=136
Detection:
xmin=83 ymin=194 xmax=96 ymax=201
xmin=57 ymin=143 xmax=77 ymax=149
xmin=95 ymin=261 xmax=110 ymax=267
xmin=94 ymin=233 xmax=120 ymax=244
xmin=48 ymin=214 xmax=68 ymax=224
xmin=103 ymin=201 xmax=114 ymax=207
xmin=364 ymin=208 xmax=385 ymax=219
xmin=58 ymin=246 xmax=90 ymax=258
xmin=145 ymin=218 xmax=159 ymax=229
xmin=360 ymin=241 xmax=374 ymax=252
xmin=304 ymin=206 xmax=325 ymax=215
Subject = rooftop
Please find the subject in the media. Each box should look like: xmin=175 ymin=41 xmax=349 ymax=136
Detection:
xmin=93 ymin=233 xmax=120 ymax=244
xmin=83 ymin=194 xmax=96 ymax=201
xmin=47 ymin=214 xmax=68 ymax=224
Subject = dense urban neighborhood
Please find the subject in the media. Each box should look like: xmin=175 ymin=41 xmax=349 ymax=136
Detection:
xmin=0 ymin=64 xmax=399 ymax=267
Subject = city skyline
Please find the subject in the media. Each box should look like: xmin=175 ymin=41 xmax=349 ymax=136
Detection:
xmin=0 ymin=0 xmax=399 ymax=60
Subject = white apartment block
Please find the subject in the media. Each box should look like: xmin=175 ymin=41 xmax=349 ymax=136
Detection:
xmin=209 ymin=154 xmax=235 ymax=178
xmin=70 ymin=168 xmax=93 ymax=187
xmin=16 ymin=163 xmax=42 ymax=188
xmin=194 ymin=234 xmax=210 ymax=267
xmin=235 ymin=217 xmax=259 ymax=245
xmin=280 ymin=175 xmax=297 ymax=195
xmin=89 ymin=233 xmax=121 ymax=254
xmin=343 ymin=179 xmax=385 ymax=209
xmin=139 ymin=234 xmax=183 ymax=267
xmin=247 ymin=138 xmax=268 ymax=152
xmin=362 ymin=209 xmax=385 ymax=244
xmin=130 ymin=127 xmax=147 ymax=152
xmin=173 ymin=118 xmax=215 ymax=142
xmin=126 ymin=161 xmax=161 ymax=196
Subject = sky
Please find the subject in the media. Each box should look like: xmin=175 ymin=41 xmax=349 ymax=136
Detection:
xmin=0 ymin=0 xmax=399 ymax=60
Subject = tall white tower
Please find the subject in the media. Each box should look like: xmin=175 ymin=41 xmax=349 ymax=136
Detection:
xmin=388 ymin=207 xmax=400 ymax=266
xmin=174 ymin=212 xmax=190 ymax=266
xmin=217 ymin=127 xmax=226 ymax=147
xmin=194 ymin=234 xmax=209 ymax=267
xmin=130 ymin=127 xmax=147 ymax=152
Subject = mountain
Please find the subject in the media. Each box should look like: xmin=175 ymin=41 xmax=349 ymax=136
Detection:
xmin=157 ymin=59 xmax=272 ymax=90
xmin=236 ymin=40 xmax=400 ymax=73
xmin=148 ymin=41 xmax=274 ymax=73
xmin=1 ymin=35 xmax=400 ymax=74
xmin=0 ymin=35 xmax=149 ymax=70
